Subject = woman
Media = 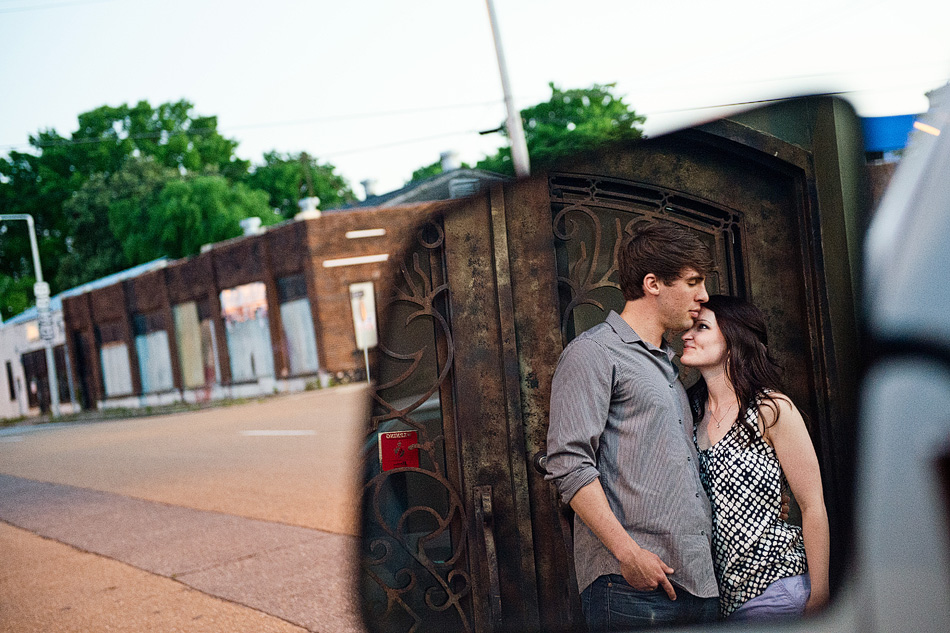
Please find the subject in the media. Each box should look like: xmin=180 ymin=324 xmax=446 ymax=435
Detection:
xmin=680 ymin=294 xmax=829 ymax=621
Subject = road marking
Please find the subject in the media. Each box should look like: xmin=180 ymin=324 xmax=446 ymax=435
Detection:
xmin=239 ymin=430 xmax=317 ymax=437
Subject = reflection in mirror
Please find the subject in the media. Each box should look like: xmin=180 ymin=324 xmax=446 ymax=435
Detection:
xmin=359 ymin=96 xmax=867 ymax=633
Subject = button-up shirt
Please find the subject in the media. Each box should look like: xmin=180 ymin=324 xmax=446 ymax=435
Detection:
xmin=545 ymin=311 xmax=717 ymax=597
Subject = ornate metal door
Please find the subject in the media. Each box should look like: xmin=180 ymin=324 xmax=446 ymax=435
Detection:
xmin=360 ymin=99 xmax=862 ymax=633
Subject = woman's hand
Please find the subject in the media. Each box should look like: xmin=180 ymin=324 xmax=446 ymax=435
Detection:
xmin=804 ymin=587 xmax=829 ymax=615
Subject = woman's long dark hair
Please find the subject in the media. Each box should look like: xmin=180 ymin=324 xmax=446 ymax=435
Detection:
xmin=687 ymin=294 xmax=785 ymax=439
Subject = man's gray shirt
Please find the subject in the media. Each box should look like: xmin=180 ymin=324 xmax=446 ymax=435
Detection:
xmin=545 ymin=311 xmax=717 ymax=598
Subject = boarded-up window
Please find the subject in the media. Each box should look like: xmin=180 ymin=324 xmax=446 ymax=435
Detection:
xmin=278 ymin=275 xmax=319 ymax=376
xmin=220 ymin=282 xmax=274 ymax=382
xmin=100 ymin=342 xmax=133 ymax=397
xmin=173 ymin=300 xmax=218 ymax=389
xmin=96 ymin=322 xmax=133 ymax=398
xmin=133 ymin=312 xmax=174 ymax=394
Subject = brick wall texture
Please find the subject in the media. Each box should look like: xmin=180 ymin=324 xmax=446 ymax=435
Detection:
xmin=62 ymin=203 xmax=446 ymax=404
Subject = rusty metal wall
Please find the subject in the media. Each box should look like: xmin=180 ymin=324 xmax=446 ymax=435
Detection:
xmin=361 ymin=102 xmax=862 ymax=633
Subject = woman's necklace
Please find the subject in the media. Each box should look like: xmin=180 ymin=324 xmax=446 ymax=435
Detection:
xmin=708 ymin=401 xmax=738 ymax=429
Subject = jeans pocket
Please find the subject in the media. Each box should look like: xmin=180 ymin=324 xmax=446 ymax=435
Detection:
xmin=606 ymin=579 xmax=677 ymax=626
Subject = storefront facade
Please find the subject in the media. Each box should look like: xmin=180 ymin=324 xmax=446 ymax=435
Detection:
xmin=61 ymin=203 xmax=442 ymax=410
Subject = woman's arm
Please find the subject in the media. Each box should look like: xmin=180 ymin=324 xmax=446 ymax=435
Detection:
xmin=764 ymin=395 xmax=830 ymax=614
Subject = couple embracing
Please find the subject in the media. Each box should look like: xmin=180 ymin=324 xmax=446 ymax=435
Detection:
xmin=546 ymin=222 xmax=829 ymax=630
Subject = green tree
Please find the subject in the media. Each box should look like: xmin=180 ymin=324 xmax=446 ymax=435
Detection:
xmin=111 ymin=174 xmax=274 ymax=263
xmin=0 ymin=142 xmax=75 ymax=316
xmin=56 ymin=158 xmax=177 ymax=290
xmin=0 ymin=274 xmax=34 ymax=321
xmin=0 ymin=99 xmax=249 ymax=314
xmin=243 ymin=152 xmax=354 ymax=217
xmin=56 ymin=173 xmax=133 ymax=292
xmin=477 ymin=83 xmax=645 ymax=175
xmin=53 ymin=100 xmax=248 ymax=181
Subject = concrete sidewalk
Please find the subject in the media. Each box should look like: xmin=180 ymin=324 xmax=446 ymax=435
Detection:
xmin=0 ymin=473 xmax=367 ymax=633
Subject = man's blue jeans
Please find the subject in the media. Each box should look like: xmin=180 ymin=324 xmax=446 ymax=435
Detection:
xmin=581 ymin=574 xmax=719 ymax=631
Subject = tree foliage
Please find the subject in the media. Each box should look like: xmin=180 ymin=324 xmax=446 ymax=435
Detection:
xmin=121 ymin=174 xmax=274 ymax=261
xmin=57 ymin=100 xmax=249 ymax=180
xmin=0 ymin=99 xmax=251 ymax=317
xmin=477 ymin=83 xmax=645 ymax=175
xmin=0 ymin=99 xmax=352 ymax=319
xmin=92 ymin=157 xmax=181 ymax=268
xmin=242 ymin=151 xmax=354 ymax=218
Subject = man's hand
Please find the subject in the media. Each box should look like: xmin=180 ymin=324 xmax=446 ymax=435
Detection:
xmin=568 ymin=481 xmax=678 ymax=601
xmin=780 ymin=491 xmax=791 ymax=521
xmin=618 ymin=545 xmax=677 ymax=601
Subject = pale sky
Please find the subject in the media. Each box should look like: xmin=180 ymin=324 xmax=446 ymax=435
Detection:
xmin=1 ymin=0 xmax=949 ymax=197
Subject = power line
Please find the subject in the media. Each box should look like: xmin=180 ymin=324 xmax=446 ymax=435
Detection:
xmin=0 ymin=100 xmax=506 ymax=151
xmin=223 ymin=100 xmax=504 ymax=131
xmin=0 ymin=123 xmax=488 ymax=161
xmin=0 ymin=128 xmax=221 ymax=151
xmin=320 ymin=129 xmax=486 ymax=158
xmin=1 ymin=84 xmax=938 ymax=159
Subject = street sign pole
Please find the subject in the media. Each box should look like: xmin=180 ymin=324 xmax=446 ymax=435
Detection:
xmin=0 ymin=214 xmax=61 ymax=417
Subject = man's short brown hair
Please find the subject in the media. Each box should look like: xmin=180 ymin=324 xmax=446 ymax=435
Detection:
xmin=618 ymin=221 xmax=714 ymax=301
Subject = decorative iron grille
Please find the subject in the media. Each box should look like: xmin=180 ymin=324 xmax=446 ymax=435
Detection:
xmin=361 ymin=218 xmax=473 ymax=633
xmin=550 ymin=173 xmax=745 ymax=344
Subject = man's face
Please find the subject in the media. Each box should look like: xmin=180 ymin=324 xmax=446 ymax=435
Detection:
xmin=656 ymin=267 xmax=709 ymax=332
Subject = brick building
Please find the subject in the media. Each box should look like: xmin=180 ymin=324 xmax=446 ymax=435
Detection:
xmin=61 ymin=203 xmax=444 ymax=410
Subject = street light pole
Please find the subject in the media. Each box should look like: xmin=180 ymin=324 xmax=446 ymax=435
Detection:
xmin=485 ymin=0 xmax=531 ymax=178
xmin=0 ymin=214 xmax=61 ymax=417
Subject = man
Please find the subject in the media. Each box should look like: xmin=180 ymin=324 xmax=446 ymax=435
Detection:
xmin=545 ymin=221 xmax=718 ymax=630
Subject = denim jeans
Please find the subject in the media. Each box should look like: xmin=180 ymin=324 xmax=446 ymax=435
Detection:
xmin=728 ymin=573 xmax=810 ymax=622
xmin=581 ymin=574 xmax=719 ymax=631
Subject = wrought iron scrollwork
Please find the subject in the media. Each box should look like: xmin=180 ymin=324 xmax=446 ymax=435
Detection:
xmin=550 ymin=173 xmax=743 ymax=344
xmin=361 ymin=218 xmax=473 ymax=633
xmin=553 ymin=202 xmax=629 ymax=341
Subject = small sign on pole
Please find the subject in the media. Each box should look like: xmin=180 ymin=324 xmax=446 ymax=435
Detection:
xmin=349 ymin=282 xmax=378 ymax=350
xmin=34 ymin=282 xmax=54 ymax=341
xmin=349 ymin=282 xmax=378 ymax=381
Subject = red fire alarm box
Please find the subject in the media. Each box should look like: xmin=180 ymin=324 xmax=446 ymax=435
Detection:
xmin=378 ymin=430 xmax=420 ymax=471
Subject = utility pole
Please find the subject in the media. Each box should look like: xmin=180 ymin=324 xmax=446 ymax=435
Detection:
xmin=485 ymin=0 xmax=531 ymax=178
xmin=0 ymin=214 xmax=61 ymax=417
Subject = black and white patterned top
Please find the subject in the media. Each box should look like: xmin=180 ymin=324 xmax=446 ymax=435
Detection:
xmin=693 ymin=396 xmax=807 ymax=617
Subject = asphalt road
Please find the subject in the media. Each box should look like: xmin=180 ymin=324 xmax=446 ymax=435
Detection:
xmin=0 ymin=384 xmax=372 ymax=633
